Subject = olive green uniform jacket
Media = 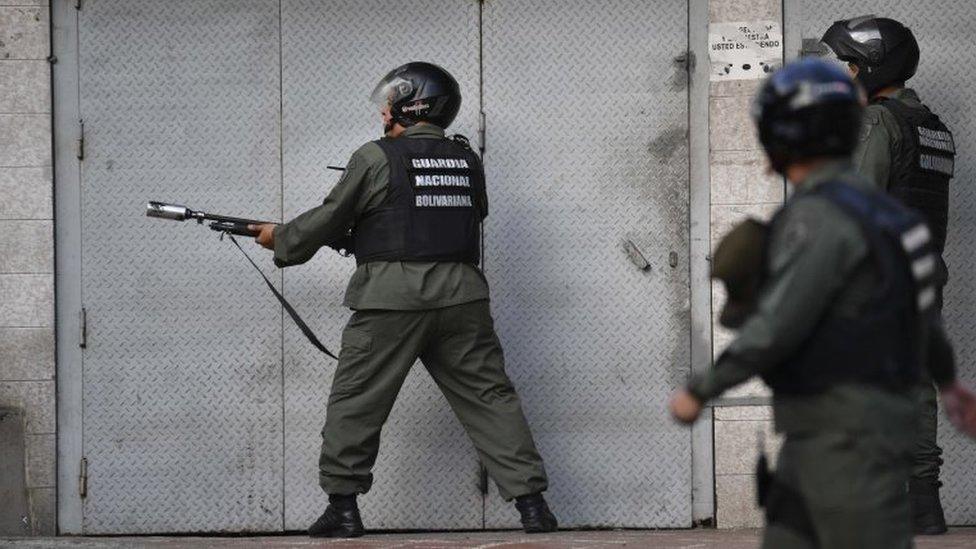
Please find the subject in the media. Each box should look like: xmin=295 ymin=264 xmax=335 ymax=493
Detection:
xmin=853 ymin=87 xmax=946 ymax=484
xmin=272 ymin=124 xmax=548 ymax=500
xmin=853 ymin=88 xmax=925 ymax=193
xmin=688 ymin=160 xmax=955 ymax=548
xmin=273 ymin=124 xmax=490 ymax=310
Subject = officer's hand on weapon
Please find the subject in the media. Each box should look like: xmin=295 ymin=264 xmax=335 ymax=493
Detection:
xmin=249 ymin=223 xmax=278 ymax=250
xmin=669 ymin=389 xmax=703 ymax=424
xmin=941 ymin=382 xmax=976 ymax=438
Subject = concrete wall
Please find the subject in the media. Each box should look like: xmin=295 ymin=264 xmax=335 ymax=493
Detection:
xmin=707 ymin=0 xmax=786 ymax=528
xmin=0 ymin=0 xmax=56 ymax=536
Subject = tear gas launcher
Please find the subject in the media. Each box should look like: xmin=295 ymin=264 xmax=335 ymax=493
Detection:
xmin=144 ymin=200 xmax=337 ymax=359
xmin=145 ymin=201 xmax=272 ymax=237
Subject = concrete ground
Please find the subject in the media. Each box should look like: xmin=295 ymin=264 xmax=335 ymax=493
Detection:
xmin=3 ymin=529 xmax=976 ymax=549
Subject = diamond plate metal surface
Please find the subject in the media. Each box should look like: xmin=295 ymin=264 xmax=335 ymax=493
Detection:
xmin=482 ymin=0 xmax=692 ymax=528
xmin=78 ymin=0 xmax=284 ymax=534
xmin=279 ymin=0 xmax=484 ymax=530
xmin=792 ymin=0 xmax=976 ymax=524
xmin=74 ymin=0 xmax=697 ymax=533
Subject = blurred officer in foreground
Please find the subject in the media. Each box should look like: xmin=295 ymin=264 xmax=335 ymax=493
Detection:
xmin=251 ymin=62 xmax=555 ymax=538
xmin=669 ymin=58 xmax=976 ymax=549
xmin=821 ymin=16 xmax=956 ymax=534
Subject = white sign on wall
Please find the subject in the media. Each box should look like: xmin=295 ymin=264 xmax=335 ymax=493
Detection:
xmin=709 ymin=21 xmax=783 ymax=81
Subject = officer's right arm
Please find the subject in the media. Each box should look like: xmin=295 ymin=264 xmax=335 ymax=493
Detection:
xmin=473 ymin=155 xmax=488 ymax=220
xmin=930 ymin=319 xmax=976 ymax=437
xmin=272 ymin=144 xmax=376 ymax=267
xmin=688 ymin=198 xmax=867 ymax=401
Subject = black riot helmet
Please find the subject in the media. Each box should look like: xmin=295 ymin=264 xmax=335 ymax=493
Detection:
xmin=819 ymin=15 xmax=920 ymax=96
xmin=370 ymin=62 xmax=462 ymax=130
xmin=753 ymin=57 xmax=863 ymax=175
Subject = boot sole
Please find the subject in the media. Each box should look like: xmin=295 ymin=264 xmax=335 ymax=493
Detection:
xmin=309 ymin=528 xmax=365 ymax=538
xmin=523 ymin=523 xmax=558 ymax=534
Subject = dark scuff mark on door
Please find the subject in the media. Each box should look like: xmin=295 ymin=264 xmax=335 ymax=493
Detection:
xmin=649 ymin=126 xmax=687 ymax=165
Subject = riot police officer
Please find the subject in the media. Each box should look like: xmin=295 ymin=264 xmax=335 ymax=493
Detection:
xmin=820 ymin=16 xmax=956 ymax=535
xmin=251 ymin=62 xmax=556 ymax=538
xmin=669 ymin=58 xmax=976 ymax=549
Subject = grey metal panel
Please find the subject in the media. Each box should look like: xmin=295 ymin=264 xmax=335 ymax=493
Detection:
xmin=482 ymin=0 xmax=692 ymax=528
xmin=52 ymin=0 xmax=85 ymax=534
xmin=77 ymin=1 xmax=284 ymax=533
xmin=789 ymin=0 xmax=976 ymax=525
xmin=279 ymin=0 xmax=483 ymax=530
xmin=688 ymin=0 xmax=716 ymax=524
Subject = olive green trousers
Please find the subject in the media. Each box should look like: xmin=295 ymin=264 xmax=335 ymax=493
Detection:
xmin=912 ymin=380 xmax=942 ymax=483
xmin=318 ymin=300 xmax=548 ymax=500
xmin=913 ymin=297 xmax=946 ymax=484
xmin=761 ymin=430 xmax=914 ymax=549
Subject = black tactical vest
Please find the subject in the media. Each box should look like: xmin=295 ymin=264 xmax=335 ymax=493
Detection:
xmin=875 ymin=96 xmax=955 ymax=253
xmin=352 ymin=135 xmax=485 ymax=265
xmin=762 ymin=180 xmax=940 ymax=395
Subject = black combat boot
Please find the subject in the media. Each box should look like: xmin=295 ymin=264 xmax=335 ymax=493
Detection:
xmin=515 ymin=493 xmax=558 ymax=533
xmin=910 ymin=479 xmax=948 ymax=535
xmin=308 ymin=494 xmax=365 ymax=538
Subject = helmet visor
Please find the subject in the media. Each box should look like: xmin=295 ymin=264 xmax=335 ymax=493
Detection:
xmin=369 ymin=72 xmax=414 ymax=106
xmin=844 ymin=15 xmax=882 ymax=45
xmin=816 ymin=42 xmax=855 ymax=72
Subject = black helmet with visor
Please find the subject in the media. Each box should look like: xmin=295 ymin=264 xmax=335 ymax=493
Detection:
xmin=370 ymin=62 xmax=462 ymax=130
xmin=819 ymin=15 xmax=919 ymax=96
xmin=753 ymin=58 xmax=864 ymax=175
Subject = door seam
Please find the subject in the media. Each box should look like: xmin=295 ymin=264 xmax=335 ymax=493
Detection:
xmin=278 ymin=0 xmax=287 ymax=532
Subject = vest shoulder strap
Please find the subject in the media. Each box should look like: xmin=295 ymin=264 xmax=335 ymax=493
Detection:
xmin=814 ymin=180 xmax=914 ymax=234
xmin=449 ymin=133 xmax=473 ymax=151
xmin=875 ymin=97 xmax=956 ymax=153
xmin=875 ymin=95 xmax=934 ymax=122
xmin=814 ymin=180 xmax=939 ymax=314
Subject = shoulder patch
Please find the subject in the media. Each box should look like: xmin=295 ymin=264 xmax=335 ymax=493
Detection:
xmin=858 ymin=122 xmax=874 ymax=142
xmin=779 ymin=219 xmax=809 ymax=257
xmin=768 ymin=206 xmax=812 ymax=272
xmin=769 ymin=194 xmax=858 ymax=274
xmin=355 ymin=140 xmax=387 ymax=163
xmin=859 ymin=107 xmax=883 ymax=142
xmin=862 ymin=105 xmax=884 ymax=124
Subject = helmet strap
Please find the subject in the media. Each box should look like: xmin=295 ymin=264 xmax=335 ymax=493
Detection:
xmin=392 ymin=110 xmax=417 ymax=129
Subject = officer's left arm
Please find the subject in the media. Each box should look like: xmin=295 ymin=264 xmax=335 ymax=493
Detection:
xmin=687 ymin=199 xmax=866 ymax=401
xmin=852 ymin=107 xmax=897 ymax=191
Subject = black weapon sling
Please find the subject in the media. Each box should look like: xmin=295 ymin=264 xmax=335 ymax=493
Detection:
xmin=226 ymin=233 xmax=338 ymax=360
